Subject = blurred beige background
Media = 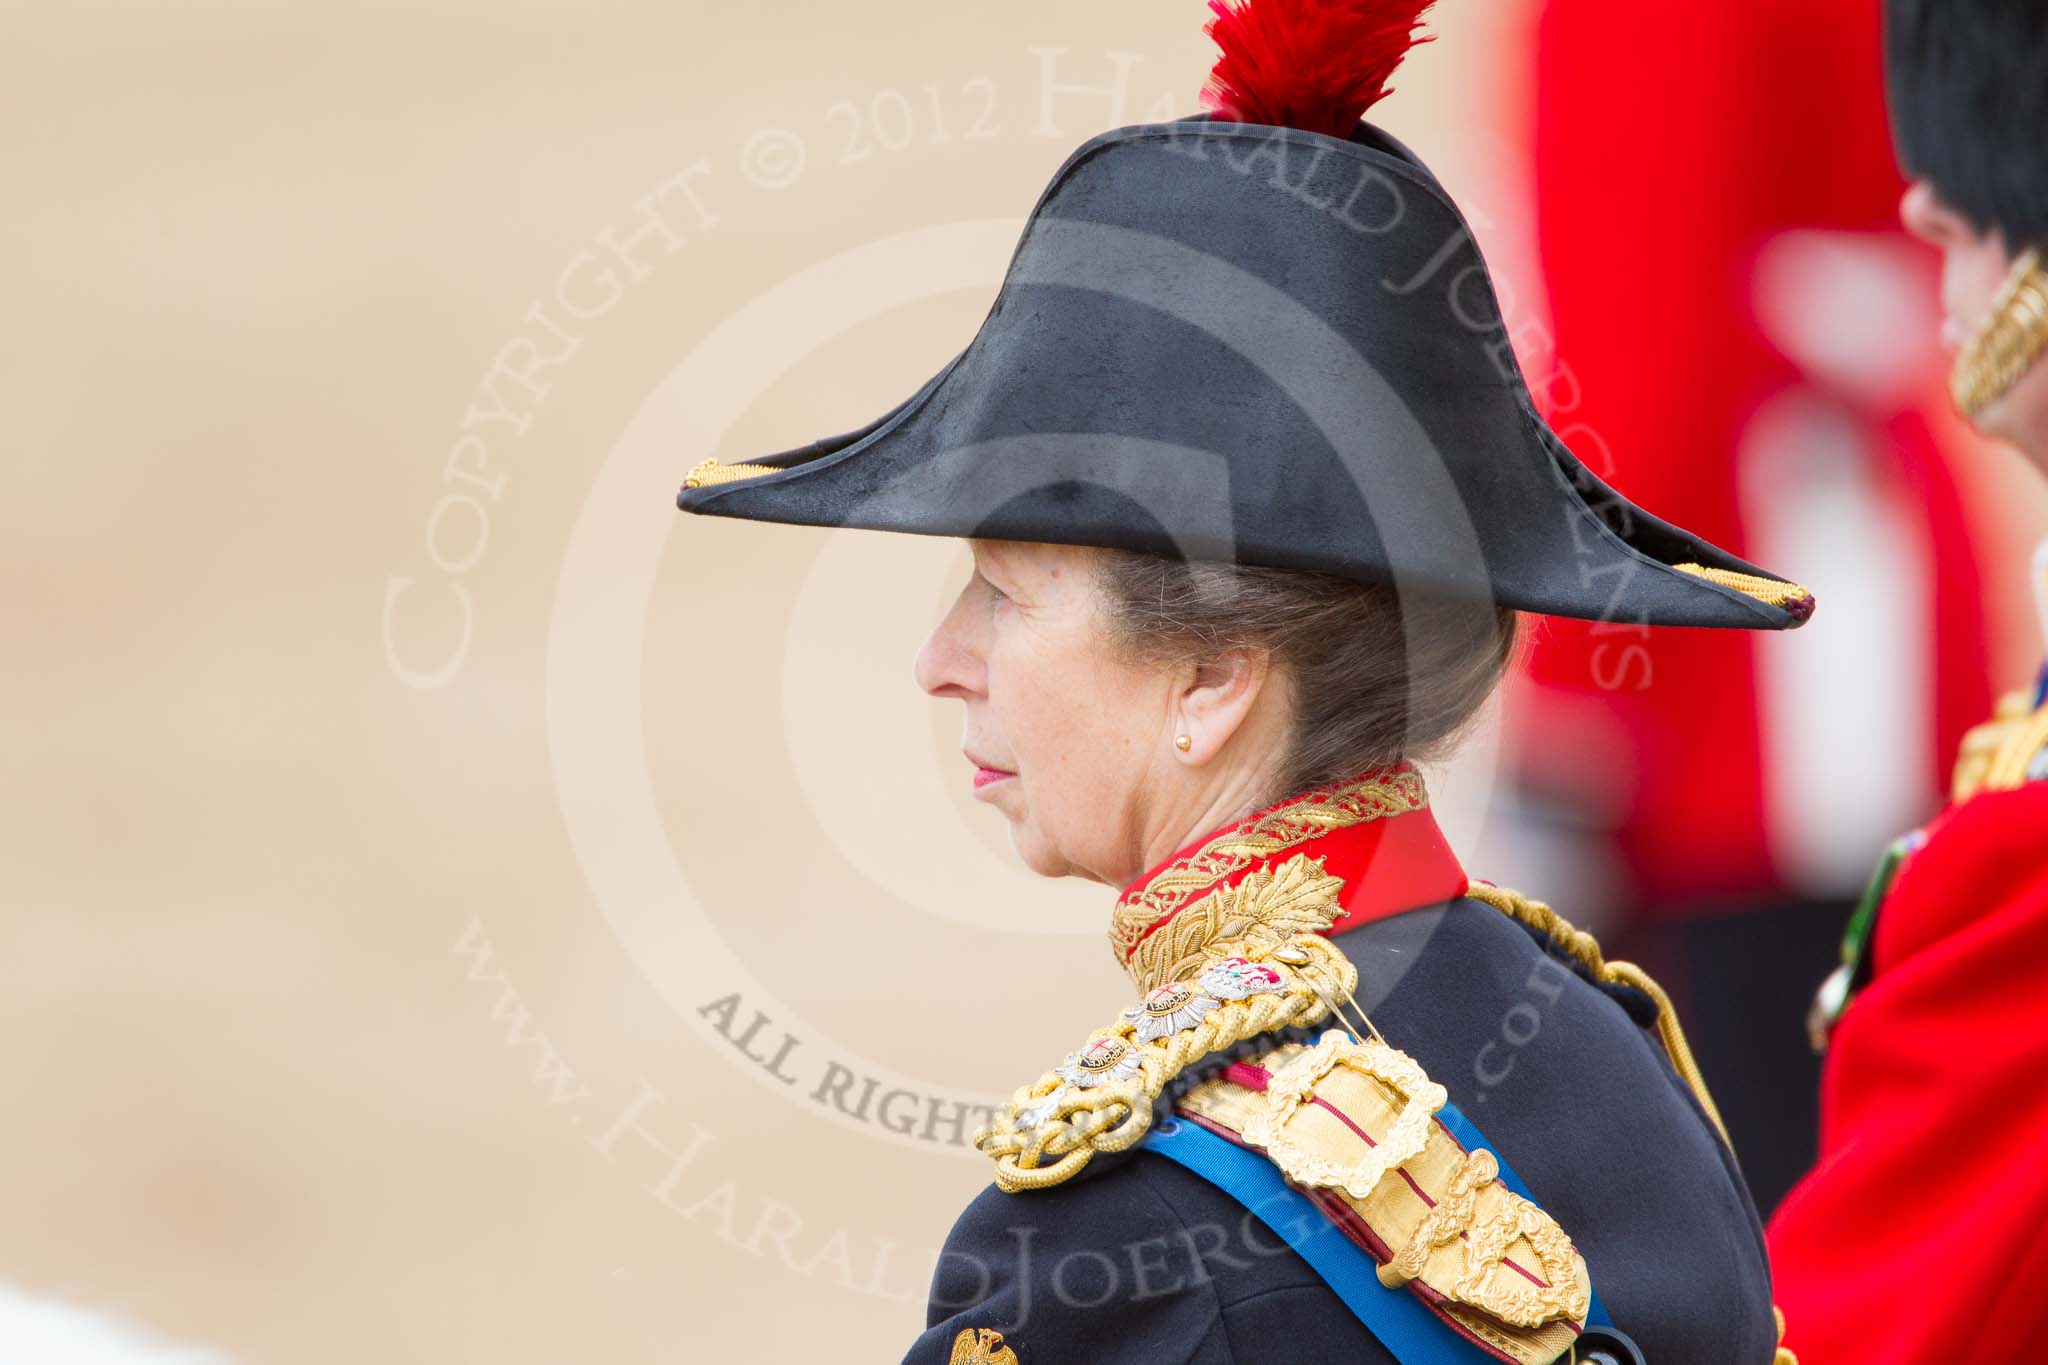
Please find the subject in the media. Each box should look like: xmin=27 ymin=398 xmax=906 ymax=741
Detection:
xmin=6 ymin=2 xmax=2044 ymax=1362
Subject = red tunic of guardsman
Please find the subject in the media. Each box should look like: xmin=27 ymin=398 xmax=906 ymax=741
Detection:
xmin=1767 ymin=0 xmax=2048 ymax=1358
xmin=1772 ymin=629 xmax=2048 ymax=1357
xmin=1770 ymin=664 xmax=2048 ymax=1360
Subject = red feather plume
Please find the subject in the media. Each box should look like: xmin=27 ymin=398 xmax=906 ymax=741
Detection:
xmin=1200 ymin=0 xmax=1436 ymax=138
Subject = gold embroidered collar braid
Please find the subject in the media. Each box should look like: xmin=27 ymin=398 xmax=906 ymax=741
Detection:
xmin=1107 ymin=766 xmax=1428 ymax=974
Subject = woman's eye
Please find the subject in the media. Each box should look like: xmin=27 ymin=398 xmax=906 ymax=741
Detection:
xmin=975 ymin=570 xmax=1011 ymax=604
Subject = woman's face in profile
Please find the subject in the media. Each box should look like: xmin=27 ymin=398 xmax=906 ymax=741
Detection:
xmin=913 ymin=539 xmax=1179 ymax=887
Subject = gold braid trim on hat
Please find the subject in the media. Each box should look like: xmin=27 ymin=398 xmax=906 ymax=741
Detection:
xmin=1673 ymin=563 xmax=1814 ymax=613
xmin=1953 ymin=246 xmax=2048 ymax=419
xmin=681 ymin=457 xmax=779 ymax=489
xmin=1107 ymin=768 xmax=1428 ymax=966
xmin=974 ymin=934 xmax=1358 ymax=1193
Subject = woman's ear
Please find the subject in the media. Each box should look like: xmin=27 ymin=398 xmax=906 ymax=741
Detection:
xmin=1173 ymin=646 xmax=1280 ymax=763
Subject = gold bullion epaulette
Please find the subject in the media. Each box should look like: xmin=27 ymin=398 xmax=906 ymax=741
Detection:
xmin=1177 ymin=1036 xmax=1590 ymax=1364
xmin=1951 ymin=687 xmax=2048 ymax=802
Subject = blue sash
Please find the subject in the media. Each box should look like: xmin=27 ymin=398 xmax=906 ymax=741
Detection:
xmin=1140 ymin=1101 xmax=1612 ymax=1364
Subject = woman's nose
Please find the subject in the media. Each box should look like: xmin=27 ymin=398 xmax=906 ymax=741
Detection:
xmin=913 ymin=590 xmax=985 ymax=700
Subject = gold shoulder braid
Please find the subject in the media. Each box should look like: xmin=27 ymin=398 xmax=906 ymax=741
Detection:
xmin=976 ymin=860 xmax=1800 ymax=1360
xmin=983 ymin=836 xmax=1376 ymax=1193
xmin=1951 ymin=687 xmax=2048 ymax=802
xmin=974 ymin=928 xmax=1359 ymax=1193
xmin=972 ymin=918 xmax=1601 ymax=1357
xmin=1464 ymin=885 xmax=1801 ymax=1365
xmin=1462 ymin=883 xmax=1730 ymax=1148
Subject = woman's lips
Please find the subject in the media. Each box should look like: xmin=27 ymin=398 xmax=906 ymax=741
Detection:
xmin=973 ymin=766 xmax=1015 ymax=790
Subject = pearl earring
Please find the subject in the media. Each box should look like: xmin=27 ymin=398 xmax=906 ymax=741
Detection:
xmin=1174 ymin=734 xmax=1192 ymax=751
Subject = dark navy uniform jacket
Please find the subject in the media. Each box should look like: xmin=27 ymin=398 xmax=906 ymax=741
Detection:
xmin=903 ymin=897 xmax=1778 ymax=1364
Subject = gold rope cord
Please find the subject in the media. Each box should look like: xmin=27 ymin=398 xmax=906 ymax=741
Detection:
xmin=1603 ymin=961 xmax=1730 ymax=1146
xmin=1108 ymin=768 xmax=1428 ymax=964
xmin=1774 ymin=1305 xmax=1800 ymax=1365
xmin=1461 ymin=883 xmax=1731 ymax=1149
xmin=681 ymin=457 xmax=779 ymax=489
xmin=1470 ymin=884 xmax=1805 ymax=1364
xmin=1673 ymin=562 xmax=1814 ymax=613
xmin=1953 ymin=246 xmax=2048 ymax=418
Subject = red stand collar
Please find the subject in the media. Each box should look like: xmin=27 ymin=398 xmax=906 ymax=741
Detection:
xmin=1108 ymin=762 xmax=1469 ymax=972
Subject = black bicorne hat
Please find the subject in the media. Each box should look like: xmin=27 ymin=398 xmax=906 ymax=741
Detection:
xmin=677 ymin=3 xmax=1813 ymax=632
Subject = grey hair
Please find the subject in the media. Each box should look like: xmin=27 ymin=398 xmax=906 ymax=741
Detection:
xmin=1093 ymin=550 xmax=1520 ymax=804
